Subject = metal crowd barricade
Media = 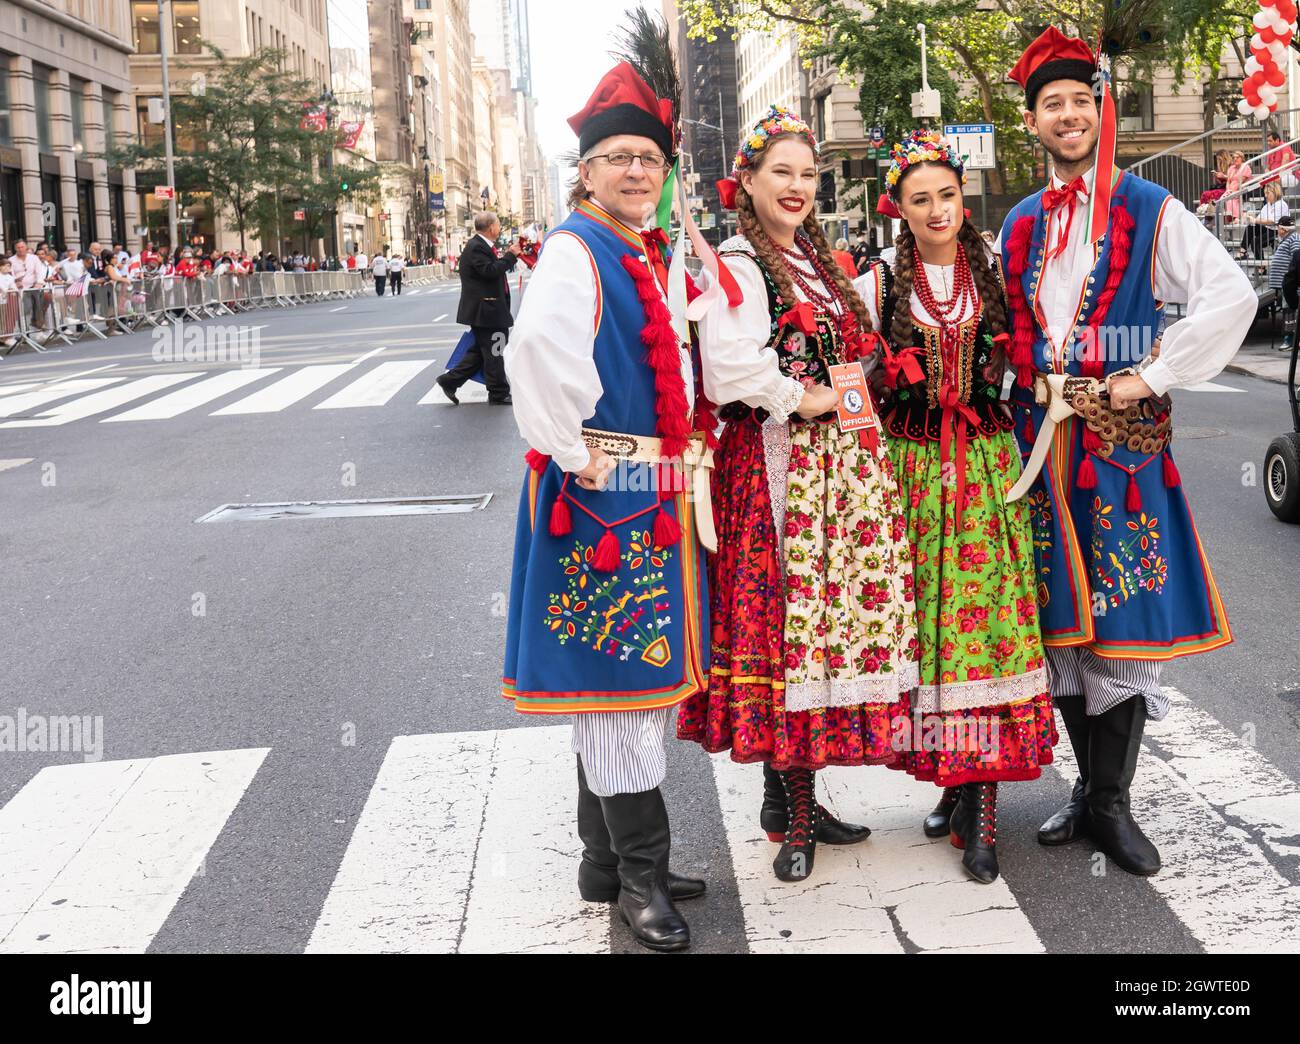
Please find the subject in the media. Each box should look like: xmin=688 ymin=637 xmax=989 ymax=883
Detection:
xmin=1 ymin=265 xmax=458 ymax=360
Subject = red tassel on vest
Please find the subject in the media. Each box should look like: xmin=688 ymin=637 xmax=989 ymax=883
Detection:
xmin=525 ymin=448 xmax=551 ymax=472
xmin=1077 ymin=454 xmax=1098 ymax=489
xmin=1023 ymin=410 xmax=1035 ymax=444
xmin=549 ymin=493 xmax=572 ymax=537
xmin=1126 ymin=471 xmax=1143 ymax=513
xmin=593 ymin=528 xmax=621 ymax=572
xmin=1163 ymin=451 xmax=1181 ymax=487
xmin=1003 ymin=214 xmax=1038 ymax=389
xmin=1082 ymin=425 xmax=1104 ymax=455
xmin=653 ymin=506 xmax=681 ymax=548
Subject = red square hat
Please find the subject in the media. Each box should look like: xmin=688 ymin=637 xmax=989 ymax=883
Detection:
xmin=568 ymin=61 xmax=676 ymax=160
xmin=1008 ymin=26 xmax=1098 ymax=109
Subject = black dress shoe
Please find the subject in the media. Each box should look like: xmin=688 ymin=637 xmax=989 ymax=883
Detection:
xmin=1038 ymin=777 xmax=1089 ymax=845
xmin=489 ymin=395 xmax=513 ymax=405
xmin=951 ymin=782 xmax=1000 ymax=884
xmin=761 ymin=762 xmax=870 ymax=845
xmin=923 ymin=786 xmax=962 ymax=838
xmin=435 ymin=375 xmax=459 ymax=405
xmin=1087 ymin=697 xmax=1161 ymax=876
xmin=599 ymin=787 xmax=690 ymax=951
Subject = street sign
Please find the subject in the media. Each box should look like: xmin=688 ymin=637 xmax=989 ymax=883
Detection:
xmin=293 ymin=209 xmax=306 ymax=220
xmin=964 ymin=169 xmax=985 ymax=196
xmin=943 ymin=123 xmax=996 ymax=170
xmin=154 ymin=186 xmax=175 ymax=200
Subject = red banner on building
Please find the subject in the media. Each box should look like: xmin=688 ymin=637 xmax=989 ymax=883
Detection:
xmin=336 ymin=120 xmax=365 ymax=149
xmin=300 ymin=102 xmax=329 ymax=132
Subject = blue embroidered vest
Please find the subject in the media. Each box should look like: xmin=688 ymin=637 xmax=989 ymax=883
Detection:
xmin=999 ymin=172 xmax=1230 ymax=659
xmin=501 ymin=200 xmax=710 ymax=712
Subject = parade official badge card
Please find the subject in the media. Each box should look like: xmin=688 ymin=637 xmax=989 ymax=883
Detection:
xmin=828 ymin=361 xmax=875 ymax=433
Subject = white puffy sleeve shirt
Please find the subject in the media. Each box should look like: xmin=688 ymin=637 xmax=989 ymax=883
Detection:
xmin=694 ymin=250 xmax=807 ymax=423
xmin=504 ymin=231 xmax=603 ymax=474
xmin=1018 ymin=165 xmax=1256 ymax=397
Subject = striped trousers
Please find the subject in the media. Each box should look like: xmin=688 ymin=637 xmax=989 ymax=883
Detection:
xmin=570 ymin=707 xmax=673 ymax=797
xmin=1045 ymin=646 xmax=1170 ymax=722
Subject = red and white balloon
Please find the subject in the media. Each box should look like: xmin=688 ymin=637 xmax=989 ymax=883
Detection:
xmin=1240 ymin=0 xmax=1298 ymax=118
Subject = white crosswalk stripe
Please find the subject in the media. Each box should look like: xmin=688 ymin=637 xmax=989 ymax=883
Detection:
xmin=0 ymin=362 xmax=482 ymax=424
xmin=3 ymin=696 xmax=1294 ymax=954
xmin=104 ymin=368 xmax=282 ymax=422
xmin=313 ymin=360 xmax=434 ymax=409
xmin=0 ymin=373 xmax=202 ymax=427
xmin=0 ymin=748 xmax=269 ymax=953
xmin=418 ymin=380 xmax=488 ymax=404
xmin=0 ymin=378 xmax=125 ymax=418
xmin=210 ymin=363 xmax=357 ymax=415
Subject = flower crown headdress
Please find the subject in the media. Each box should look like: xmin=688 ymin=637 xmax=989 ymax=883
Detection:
xmin=731 ymin=104 xmax=818 ymax=177
xmin=885 ymin=128 xmax=966 ymax=200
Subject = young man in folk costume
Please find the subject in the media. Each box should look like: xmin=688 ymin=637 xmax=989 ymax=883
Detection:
xmin=853 ymin=130 xmax=1055 ymax=885
xmin=501 ymin=62 xmax=714 ymax=952
xmin=678 ymin=106 xmax=919 ymax=883
xmin=999 ymin=28 xmax=1255 ymax=875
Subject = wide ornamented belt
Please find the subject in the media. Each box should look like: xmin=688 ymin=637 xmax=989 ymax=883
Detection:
xmin=580 ymin=427 xmax=717 ymax=553
xmin=1007 ymin=367 xmax=1173 ymax=502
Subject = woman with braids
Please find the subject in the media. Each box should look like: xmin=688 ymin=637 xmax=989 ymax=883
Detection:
xmin=852 ymin=129 xmax=1054 ymax=884
xmin=677 ymin=106 xmax=918 ymax=883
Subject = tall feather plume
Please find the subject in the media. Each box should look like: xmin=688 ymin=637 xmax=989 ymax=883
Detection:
xmin=609 ymin=8 xmax=681 ymax=128
xmin=1097 ymin=0 xmax=1166 ymax=64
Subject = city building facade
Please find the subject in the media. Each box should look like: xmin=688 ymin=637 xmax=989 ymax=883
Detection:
xmin=1 ymin=0 xmax=139 ymax=254
xmin=130 ymin=0 xmax=333 ymax=254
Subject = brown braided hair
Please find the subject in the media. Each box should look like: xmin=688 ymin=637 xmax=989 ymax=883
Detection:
xmin=733 ymin=132 xmax=875 ymax=336
xmin=888 ymin=163 xmax=1009 ymax=376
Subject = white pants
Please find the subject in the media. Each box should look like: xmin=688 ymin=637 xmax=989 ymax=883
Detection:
xmin=571 ymin=707 xmax=672 ymax=797
xmin=1045 ymin=647 xmax=1168 ymax=721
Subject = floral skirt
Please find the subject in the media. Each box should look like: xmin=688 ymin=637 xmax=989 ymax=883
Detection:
xmin=886 ymin=426 xmax=1056 ymax=787
xmin=676 ymin=414 xmax=918 ymax=771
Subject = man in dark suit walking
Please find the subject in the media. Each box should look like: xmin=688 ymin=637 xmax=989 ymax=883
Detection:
xmin=437 ymin=211 xmax=521 ymax=405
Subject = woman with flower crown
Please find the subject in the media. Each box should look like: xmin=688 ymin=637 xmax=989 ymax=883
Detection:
xmin=676 ymin=106 xmax=919 ymax=884
xmin=851 ymin=130 xmax=1056 ymax=884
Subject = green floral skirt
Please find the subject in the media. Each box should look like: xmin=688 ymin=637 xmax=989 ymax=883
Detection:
xmin=887 ymin=426 xmax=1057 ymax=786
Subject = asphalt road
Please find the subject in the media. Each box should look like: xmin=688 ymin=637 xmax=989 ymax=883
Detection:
xmin=0 ymin=283 xmax=1296 ymax=955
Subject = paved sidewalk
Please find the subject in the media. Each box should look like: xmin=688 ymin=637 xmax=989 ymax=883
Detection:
xmin=1226 ymin=334 xmax=1296 ymax=385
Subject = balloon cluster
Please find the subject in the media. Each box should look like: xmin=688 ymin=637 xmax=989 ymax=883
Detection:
xmin=1240 ymin=0 xmax=1298 ymax=118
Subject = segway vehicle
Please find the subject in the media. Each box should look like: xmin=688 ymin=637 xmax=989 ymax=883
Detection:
xmin=1265 ymin=311 xmax=1300 ymax=522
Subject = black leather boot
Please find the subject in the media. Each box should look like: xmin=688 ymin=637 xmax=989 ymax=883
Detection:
xmin=761 ymin=761 xmax=871 ymax=845
xmin=1038 ymin=693 xmax=1091 ymax=846
xmin=1087 ymin=697 xmax=1161 ymax=876
xmin=923 ymin=787 xmax=962 ymax=838
xmin=951 ymin=782 xmax=999 ymax=884
xmin=772 ymin=769 xmax=819 ymax=882
xmin=599 ymin=787 xmax=691 ymax=951
xmin=576 ymin=759 xmax=706 ymax=903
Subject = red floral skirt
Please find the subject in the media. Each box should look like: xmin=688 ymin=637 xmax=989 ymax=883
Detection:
xmin=676 ymin=416 xmax=901 ymax=771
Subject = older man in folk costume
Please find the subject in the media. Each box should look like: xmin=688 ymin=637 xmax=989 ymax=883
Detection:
xmin=501 ymin=62 xmax=716 ymax=952
xmin=999 ymin=28 xmax=1255 ymax=875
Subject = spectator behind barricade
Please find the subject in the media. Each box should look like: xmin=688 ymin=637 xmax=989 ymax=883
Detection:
xmin=177 ymin=248 xmax=198 ymax=278
xmin=84 ymin=243 xmax=110 ymax=320
xmin=1270 ymin=215 xmax=1300 ymax=350
xmin=58 ymin=246 xmax=85 ymax=285
xmin=345 ymin=250 xmax=357 ymax=270
xmin=1267 ymin=132 xmax=1298 ymax=189
xmin=831 ymin=237 xmax=858 ymax=278
xmin=9 ymin=241 xmax=46 ymax=331
xmin=371 ymin=250 xmax=389 ymax=296
xmin=141 ymin=242 xmax=160 ymax=266
xmin=1242 ymin=179 xmax=1289 ymax=260
xmin=102 ymin=250 xmax=128 ymax=332
xmin=113 ymin=243 xmax=129 ymax=267
xmin=388 ymin=253 xmax=405 ymax=294
xmin=0 ymin=257 xmax=17 ymax=349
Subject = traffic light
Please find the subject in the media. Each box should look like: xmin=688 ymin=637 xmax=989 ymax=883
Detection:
xmin=340 ymin=178 xmax=350 ymax=192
